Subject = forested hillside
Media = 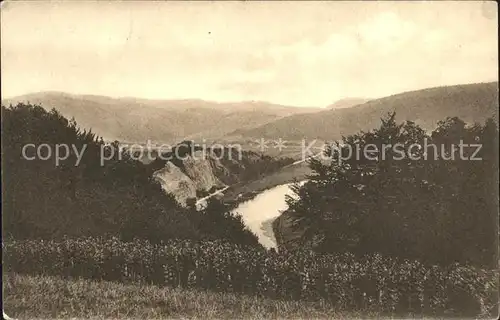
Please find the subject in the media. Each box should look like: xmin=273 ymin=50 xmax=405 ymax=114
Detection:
xmin=274 ymin=113 xmax=499 ymax=268
xmin=235 ymin=82 xmax=499 ymax=140
xmin=2 ymin=92 xmax=322 ymax=142
xmin=1 ymin=103 xmax=258 ymax=246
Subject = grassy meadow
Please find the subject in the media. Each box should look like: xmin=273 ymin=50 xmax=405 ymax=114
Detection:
xmin=3 ymin=273 xmax=371 ymax=319
xmin=4 ymin=237 xmax=498 ymax=319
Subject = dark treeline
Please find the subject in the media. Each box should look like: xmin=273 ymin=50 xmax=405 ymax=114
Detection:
xmin=278 ymin=113 xmax=498 ymax=268
xmin=1 ymin=103 xmax=257 ymax=246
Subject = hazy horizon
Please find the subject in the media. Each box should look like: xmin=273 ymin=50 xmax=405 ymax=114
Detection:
xmin=2 ymin=81 xmax=498 ymax=110
xmin=1 ymin=1 xmax=498 ymax=107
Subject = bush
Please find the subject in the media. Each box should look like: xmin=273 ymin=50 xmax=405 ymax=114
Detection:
xmin=3 ymin=237 xmax=498 ymax=318
xmin=188 ymin=198 xmax=260 ymax=247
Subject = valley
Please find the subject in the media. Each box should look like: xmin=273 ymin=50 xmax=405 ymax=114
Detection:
xmin=230 ymin=180 xmax=306 ymax=249
xmin=3 ymin=82 xmax=498 ymax=318
xmin=3 ymin=3 xmax=499 ymax=318
xmin=4 ymin=82 xmax=497 ymax=249
xmin=2 ymin=92 xmax=324 ymax=143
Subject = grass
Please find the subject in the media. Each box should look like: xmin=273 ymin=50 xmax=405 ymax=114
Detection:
xmin=3 ymin=273 xmax=371 ymax=319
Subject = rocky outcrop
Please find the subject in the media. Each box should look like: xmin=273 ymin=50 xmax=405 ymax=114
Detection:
xmin=153 ymin=161 xmax=197 ymax=205
xmin=182 ymin=151 xmax=224 ymax=191
xmin=153 ymin=150 xmax=226 ymax=206
xmin=152 ymin=145 xmax=295 ymax=207
xmin=208 ymin=154 xmax=240 ymax=185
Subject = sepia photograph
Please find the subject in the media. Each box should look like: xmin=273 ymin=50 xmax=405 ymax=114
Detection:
xmin=1 ymin=1 xmax=499 ymax=319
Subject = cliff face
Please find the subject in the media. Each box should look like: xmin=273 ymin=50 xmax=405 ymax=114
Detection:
xmin=153 ymin=161 xmax=197 ymax=205
xmin=153 ymin=150 xmax=225 ymax=206
xmin=182 ymin=151 xmax=224 ymax=191
xmin=152 ymin=146 xmax=295 ymax=207
xmin=208 ymin=155 xmax=240 ymax=185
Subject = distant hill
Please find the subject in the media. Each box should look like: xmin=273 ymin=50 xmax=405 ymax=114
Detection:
xmin=232 ymin=82 xmax=499 ymax=141
xmin=1 ymin=92 xmax=323 ymax=143
xmin=327 ymin=98 xmax=371 ymax=110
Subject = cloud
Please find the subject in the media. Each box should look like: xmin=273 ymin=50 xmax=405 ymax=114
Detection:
xmin=1 ymin=1 xmax=497 ymax=106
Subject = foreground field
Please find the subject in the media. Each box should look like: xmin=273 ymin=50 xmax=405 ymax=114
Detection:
xmin=4 ymin=238 xmax=498 ymax=319
xmin=3 ymin=273 xmax=368 ymax=319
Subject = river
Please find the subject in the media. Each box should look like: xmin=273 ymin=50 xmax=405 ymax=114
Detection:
xmin=231 ymin=181 xmax=306 ymax=249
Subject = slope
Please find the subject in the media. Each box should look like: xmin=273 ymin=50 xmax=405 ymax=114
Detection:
xmin=2 ymin=92 xmax=323 ymax=143
xmin=233 ymin=82 xmax=499 ymax=141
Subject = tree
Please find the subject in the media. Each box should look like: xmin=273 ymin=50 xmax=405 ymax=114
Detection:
xmin=1 ymin=103 xmax=199 ymax=242
xmin=281 ymin=112 xmax=498 ymax=267
xmin=188 ymin=198 xmax=261 ymax=247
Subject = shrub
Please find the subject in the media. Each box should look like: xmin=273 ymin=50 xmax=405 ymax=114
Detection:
xmin=3 ymin=237 xmax=498 ymax=318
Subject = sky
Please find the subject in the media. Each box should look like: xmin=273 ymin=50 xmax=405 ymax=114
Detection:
xmin=1 ymin=1 xmax=498 ymax=107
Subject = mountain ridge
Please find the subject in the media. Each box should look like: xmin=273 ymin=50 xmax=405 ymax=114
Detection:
xmin=2 ymin=92 xmax=324 ymax=143
xmin=232 ymin=82 xmax=499 ymax=141
xmin=327 ymin=98 xmax=372 ymax=110
xmin=3 ymin=91 xmax=322 ymax=113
